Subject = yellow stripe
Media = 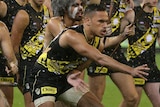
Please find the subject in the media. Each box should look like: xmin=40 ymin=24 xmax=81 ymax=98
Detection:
xmin=134 ymin=78 xmax=145 ymax=85
xmin=0 ymin=77 xmax=14 ymax=83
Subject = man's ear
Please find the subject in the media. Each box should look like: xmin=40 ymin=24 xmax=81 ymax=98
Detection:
xmin=83 ymin=16 xmax=91 ymax=26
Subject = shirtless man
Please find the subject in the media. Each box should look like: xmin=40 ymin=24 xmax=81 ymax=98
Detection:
xmin=44 ymin=0 xmax=86 ymax=49
xmin=43 ymin=0 xmax=86 ymax=106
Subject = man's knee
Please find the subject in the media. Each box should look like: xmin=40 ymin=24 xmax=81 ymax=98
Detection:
xmin=77 ymin=92 xmax=103 ymax=107
xmin=124 ymin=93 xmax=139 ymax=104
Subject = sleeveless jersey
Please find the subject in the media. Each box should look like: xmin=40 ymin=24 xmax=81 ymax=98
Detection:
xmin=104 ymin=0 xmax=127 ymax=63
xmin=1 ymin=0 xmax=23 ymax=32
xmin=19 ymin=3 xmax=50 ymax=63
xmin=127 ymin=6 xmax=160 ymax=66
xmin=36 ymin=25 xmax=101 ymax=75
xmin=127 ymin=6 xmax=160 ymax=82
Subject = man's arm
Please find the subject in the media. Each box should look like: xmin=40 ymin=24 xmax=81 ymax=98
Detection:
xmin=120 ymin=9 xmax=135 ymax=33
xmin=11 ymin=10 xmax=29 ymax=55
xmin=61 ymin=30 xmax=149 ymax=80
xmin=0 ymin=21 xmax=18 ymax=75
xmin=104 ymin=9 xmax=135 ymax=48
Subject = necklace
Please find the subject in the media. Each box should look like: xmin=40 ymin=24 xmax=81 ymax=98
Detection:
xmin=83 ymin=28 xmax=89 ymax=42
xmin=83 ymin=28 xmax=94 ymax=44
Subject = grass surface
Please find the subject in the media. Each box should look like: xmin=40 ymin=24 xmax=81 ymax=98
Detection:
xmin=13 ymin=79 xmax=152 ymax=107
xmin=13 ymin=52 xmax=160 ymax=107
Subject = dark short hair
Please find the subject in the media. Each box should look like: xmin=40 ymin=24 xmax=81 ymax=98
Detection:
xmin=52 ymin=0 xmax=87 ymax=16
xmin=84 ymin=4 xmax=106 ymax=16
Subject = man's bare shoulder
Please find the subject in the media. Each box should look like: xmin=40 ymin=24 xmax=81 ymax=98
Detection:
xmin=125 ymin=9 xmax=135 ymax=18
xmin=0 ymin=1 xmax=7 ymax=18
xmin=61 ymin=28 xmax=85 ymax=43
xmin=16 ymin=10 xmax=29 ymax=20
xmin=60 ymin=29 xmax=87 ymax=50
xmin=13 ymin=10 xmax=29 ymax=28
xmin=65 ymin=29 xmax=83 ymax=37
xmin=124 ymin=9 xmax=135 ymax=23
xmin=47 ymin=17 xmax=65 ymax=36
xmin=48 ymin=17 xmax=63 ymax=26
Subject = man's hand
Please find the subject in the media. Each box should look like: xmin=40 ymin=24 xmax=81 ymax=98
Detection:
xmin=123 ymin=24 xmax=135 ymax=36
xmin=130 ymin=64 xmax=150 ymax=81
xmin=106 ymin=23 xmax=112 ymax=36
xmin=5 ymin=62 xmax=18 ymax=75
xmin=67 ymin=72 xmax=89 ymax=93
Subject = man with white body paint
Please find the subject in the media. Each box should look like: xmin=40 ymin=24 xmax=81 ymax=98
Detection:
xmin=44 ymin=0 xmax=86 ymax=49
xmin=43 ymin=0 xmax=87 ymax=107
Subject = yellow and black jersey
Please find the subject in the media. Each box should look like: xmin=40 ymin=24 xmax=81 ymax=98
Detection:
xmin=110 ymin=0 xmax=127 ymax=36
xmin=37 ymin=25 xmax=101 ymax=75
xmin=127 ymin=6 xmax=160 ymax=83
xmin=104 ymin=0 xmax=127 ymax=62
xmin=127 ymin=6 xmax=160 ymax=61
xmin=20 ymin=3 xmax=50 ymax=62
xmin=1 ymin=0 xmax=23 ymax=32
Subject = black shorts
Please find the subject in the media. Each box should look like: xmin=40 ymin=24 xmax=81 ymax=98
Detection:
xmin=87 ymin=63 xmax=109 ymax=76
xmin=0 ymin=55 xmax=7 ymax=76
xmin=128 ymin=58 xmax=160 ymax=86
xmin=134 ymin=71 xmax=160 ymax=86
xmin=29 ymin=63 xmax=72 ymax=101
xmin=87 ymin=47 xmax=128 ymax=76
xmin=0 ymin=55 xmax=15 ymax=85
xmin=18 ymin=60 xmax=35 ymax=94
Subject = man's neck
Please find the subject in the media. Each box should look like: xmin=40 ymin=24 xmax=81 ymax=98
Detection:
xmin=63 ymin=15 xmax=75 ymax=27
xmin=15 ymin=0 xmax=27 ymax=6
xmin=83 ymin=25 xmax=94 ymax=43
xmin=30 ymin=1 xmax=43 ymax=12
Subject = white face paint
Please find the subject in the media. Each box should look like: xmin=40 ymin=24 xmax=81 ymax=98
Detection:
xmin=68 ymin=5 xmax=79 ymax=19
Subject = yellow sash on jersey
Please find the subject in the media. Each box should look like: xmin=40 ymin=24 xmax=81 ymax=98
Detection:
xmin=111 ymin=1 xmax=126 ymax=33
xmin=20 ymin=5 xmax=50 ymax=60
xmin=127 ymin=7 xmax=160 ymax=60
xmin=91 ymin=36 xmax=100 ymax=48
xmin=37 ymin=36 xmax=101 ymax=74
xmin=0 ymin=77 xmax=14 ymax=83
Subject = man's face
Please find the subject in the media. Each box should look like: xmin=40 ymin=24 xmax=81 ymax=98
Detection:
xmin=68 ymin=0 xmax=85 ymax=21
xmin=89 ymin=11 xmax=109 ymax=37
xmin=32 ymin=0 xmax=45 ymax=7
xmin=145 ymin=0 xmax=158 ymax=7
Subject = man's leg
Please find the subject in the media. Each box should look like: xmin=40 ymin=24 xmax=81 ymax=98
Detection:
xmin=34 ymin=96 xmax=56 ymax=107
xmin=24 ymin=92 xmax=35 ymax=107
xmin=58 ymin=87 xmax=103 ymax=107
xmin=0 ymin=89 xmax=10 ymax=107
xmin=144 ymin=82 xmax=160 ymax=107
xmin=0 ymin=86 xmax=13 ymax=107
xmin=38 ymin=102 xmax=54 ymax=107
xmin=110 ymin=72 xmax=139 ymax=107
xmin=88 ymin=75 xmax=106 ymax=101
xmin=77 ymin=92 xmax=104 ymax=107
